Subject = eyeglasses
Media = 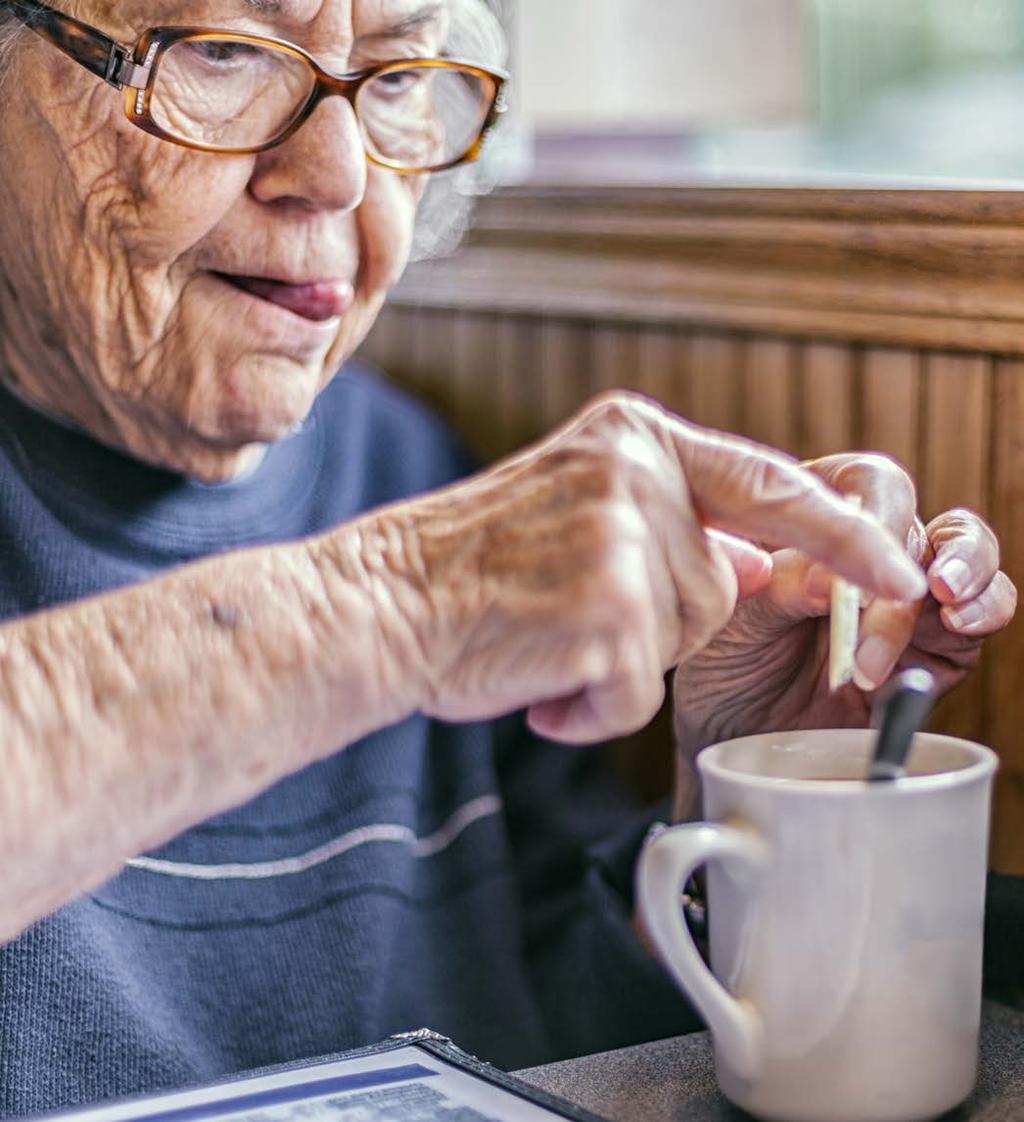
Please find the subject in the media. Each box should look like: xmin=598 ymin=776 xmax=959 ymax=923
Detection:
xmin=4 ymin=0 xmax=508 ymax=173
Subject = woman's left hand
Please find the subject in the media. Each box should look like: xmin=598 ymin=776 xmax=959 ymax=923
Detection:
xmin=673 ymin=453 xmax=1017 ymax=764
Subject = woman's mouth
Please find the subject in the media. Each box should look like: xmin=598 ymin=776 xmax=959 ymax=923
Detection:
xmin=215 ymin=273 xmax=355 ymax=322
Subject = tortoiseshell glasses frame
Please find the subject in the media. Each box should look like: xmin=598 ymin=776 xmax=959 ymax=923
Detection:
xmin=2 ymin=0 xmax=509 ymax=172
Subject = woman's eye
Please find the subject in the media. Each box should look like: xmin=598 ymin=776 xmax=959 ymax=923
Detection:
xmin=187 ymin=40 xmax=261 ymax=66
xmin=373 ymin=69 xmax=424 ymax=95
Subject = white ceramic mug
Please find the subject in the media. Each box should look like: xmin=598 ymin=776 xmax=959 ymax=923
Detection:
xmin=636 ymin=729 xmax=997 ymax=1122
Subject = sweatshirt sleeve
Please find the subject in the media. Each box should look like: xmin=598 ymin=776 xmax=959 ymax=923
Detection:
xmin=495 ymin=716 xmax=704 ymax=1061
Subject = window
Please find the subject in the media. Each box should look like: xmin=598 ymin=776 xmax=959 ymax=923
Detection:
xmin=499 ymin=0 xmax=1024 ymax=186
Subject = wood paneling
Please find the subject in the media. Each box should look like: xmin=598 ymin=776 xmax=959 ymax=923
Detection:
xmin=688 ymin=332 xmax=744 ymax=433
xmin=390 ymin=186 xmax=1024 ymax=355
xmin=538 ymin=319 xmax=591 ymax=434
xmin=450 ymin=309 xmax=500 ymax=450
xmin=742 ymin=337 xmax=799 ymax=451
xmin=800 ymin=342 xmax=856 ymax=459
xmin=359 ymin=186 xmax=1024 ymax=872
xmin=860 ymin=348 xmax=921 ymax=476
xmin=636 ymin=328 xmax=690 ymax=417
xmin=920 ymin=355 xmax=994 ymax=752
xmin=921 ymin=354 xmax=992 ymax=519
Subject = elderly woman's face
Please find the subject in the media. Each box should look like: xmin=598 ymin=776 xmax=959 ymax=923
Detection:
xmin=0 ymin=0 xmax=445 ymax=478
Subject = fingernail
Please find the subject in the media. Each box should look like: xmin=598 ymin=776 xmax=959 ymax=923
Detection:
xmin=934 ymin=557 xmax=971 ymax=600
xmin=854 ymin=635 xmax=898 ymax=690
xmin=946 ymin=601 xmax=984 ymax=630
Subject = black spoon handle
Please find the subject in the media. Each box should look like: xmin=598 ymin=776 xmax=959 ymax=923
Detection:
xmin=869 ymin=667 xmax=937 ymax=782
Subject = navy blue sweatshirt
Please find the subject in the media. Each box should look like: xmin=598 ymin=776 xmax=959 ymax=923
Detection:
xmin=0 ymin=364 xmax=698 ymax=1118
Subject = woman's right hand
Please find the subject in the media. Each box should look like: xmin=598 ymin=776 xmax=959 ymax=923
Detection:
xmin=0 ymin=390 xmax=926 ymax=942
xmin=340 ymin=392 xmax=927 ymax=745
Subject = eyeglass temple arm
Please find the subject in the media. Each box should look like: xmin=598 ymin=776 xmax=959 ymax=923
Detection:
xmin=4 ymin=0 xmax=148 ymax=88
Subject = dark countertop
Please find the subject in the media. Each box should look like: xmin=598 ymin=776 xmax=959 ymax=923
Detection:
xmin=515 ymin=1001 xmax=1024 ymax=1122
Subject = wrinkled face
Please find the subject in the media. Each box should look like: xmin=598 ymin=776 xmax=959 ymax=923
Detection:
xmin=0 ymin=0 xmax=447 ymax=479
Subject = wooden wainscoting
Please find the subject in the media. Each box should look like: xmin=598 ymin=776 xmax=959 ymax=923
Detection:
xmin=359 ymin=186 xmax=1024 ymax=873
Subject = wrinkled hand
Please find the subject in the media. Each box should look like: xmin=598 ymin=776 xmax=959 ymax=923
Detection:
xmin=673 ymin=453 xmax=1016 ymax=770
xmin=358 ymin=395 xmax=927 ymax=745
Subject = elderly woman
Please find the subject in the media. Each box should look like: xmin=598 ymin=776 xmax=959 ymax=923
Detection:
xmin=0 ymin=0 xmax=1015 ymax=1115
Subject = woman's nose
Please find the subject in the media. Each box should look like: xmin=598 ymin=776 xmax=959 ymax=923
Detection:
xmin=248 ymin=96 xmax=368 ymax=213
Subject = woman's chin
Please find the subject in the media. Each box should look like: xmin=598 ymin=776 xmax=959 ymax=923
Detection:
xmin=123 ymin=389 xmax=316 ymax=480
xmin=101 ymin=351 xmax=331 ymax=477
xmin=184 ymin=358 xmax=324 ymax=444
xmin=197 ymin=410 xmax=306 ymax=448
xmin=107 ymin=424 xmax=269 ymax=483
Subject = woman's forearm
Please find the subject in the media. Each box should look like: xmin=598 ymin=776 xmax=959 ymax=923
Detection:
xmin=0 ymin=392 xmax=942 ymax=944
xmin=0 ymin=518 xmax=419 ymax=942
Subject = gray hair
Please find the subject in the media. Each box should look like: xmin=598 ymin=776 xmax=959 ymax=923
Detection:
xmin=0 ymin=15 xmax=24 ymax=86
xmin=411 ymin=0 xmax=509 ymax=260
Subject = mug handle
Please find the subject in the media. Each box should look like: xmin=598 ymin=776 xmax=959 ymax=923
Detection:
xmin=636 ymin=821 xmax=768 ymax=1081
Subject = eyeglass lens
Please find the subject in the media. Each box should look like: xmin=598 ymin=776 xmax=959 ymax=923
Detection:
xmin=149 ymin=37 xmax=494 ymax=168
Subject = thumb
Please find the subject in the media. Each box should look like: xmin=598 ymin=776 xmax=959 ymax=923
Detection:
xmin=707 ymin=529 xmax=773 ymax=600
xmin=750 ymin=549 xmax=836 ymax=629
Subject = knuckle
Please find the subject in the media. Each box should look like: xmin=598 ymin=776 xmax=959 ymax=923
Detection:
xmin=564 ymin=435 xmax=668 ymax=509
xmin=597 ymin=570 xmax=649 ymax=628
xmin=722 ymin=445 xmax=808 ymax=508
xmin=949 ymin=506 xmax=982 ymax=526
xmin=570 ymin=635 xmax=617 ymax=685
xmin=636 ymin=672 xmax=667 ymax=723
xmin=585 ymin=389 xmax=650 ymax=426
xmin=677 ymin=560 xmax=738 ymax=654
xmin=575 ymin=501 xmax=645 ymax=560
xmin=930 ymin=505 xmax=982 ymax=532
xmin=607 ymin=642 xmax=665 ymax=722
xmin=745 ymin=457 xmax=792 ymax=505
xmin=689 ymin=441 xmax=784 ymax=506
xmin=931 ymin=506 xmax=1000 ymax=560
xmin=839 ymin=453 xmax=916 ymax=507
xmin=705 ymin=559 xmax=739 ymax=627
xmin=570 ymin=528 xmax=648 ymax=617
xmin=579 ymin=391 xmax=669 ymax=449
xmin=971 ymin=512 xmax=1001 ymax=554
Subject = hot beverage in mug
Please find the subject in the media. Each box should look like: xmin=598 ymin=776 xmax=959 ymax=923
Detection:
xmin=636 ymin=728 xmax=997 ymax=1122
